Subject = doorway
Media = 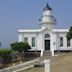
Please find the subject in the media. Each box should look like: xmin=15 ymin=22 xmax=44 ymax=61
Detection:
xmin=45 ymin=40 xmax=50 ymax=50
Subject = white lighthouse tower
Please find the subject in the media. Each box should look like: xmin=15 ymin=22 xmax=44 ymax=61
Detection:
xmin=39 ymin=4 xmax=56 ymax=56
xmin=39 ymin=4 xmax=56 ymax=30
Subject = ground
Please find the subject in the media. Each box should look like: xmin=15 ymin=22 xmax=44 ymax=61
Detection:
xmin=21 ymin=53 xmax=72 ymax=72
xmin=51 ymin=53 xmax=72 ymax=72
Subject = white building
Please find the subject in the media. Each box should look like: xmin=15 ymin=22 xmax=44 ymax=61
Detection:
xmin=18 ymin=4 xmax=72 ymax=54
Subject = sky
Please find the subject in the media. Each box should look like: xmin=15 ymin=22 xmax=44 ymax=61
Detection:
xmin=0 ymin=0 xmax=72 ymax=48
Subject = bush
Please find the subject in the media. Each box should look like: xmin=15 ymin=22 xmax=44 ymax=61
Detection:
xmin=0 ymin=49 xmax=12 ymax=63
xmin=22 ymin=42 xmax=31 ymax=51
xmin=11 ymin=42 xmax=31 ymax=52
xmin=10 ymin=42 xmax=21 ymax=52
xmin=67 ymin=26 xmax=72 ymax=40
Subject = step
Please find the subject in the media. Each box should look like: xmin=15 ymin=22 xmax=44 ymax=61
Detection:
xmin=43 ymin=50 xmax=51 ymax=56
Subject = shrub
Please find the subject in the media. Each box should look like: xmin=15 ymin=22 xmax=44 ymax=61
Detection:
xmin=0 ymin=49 xmax=12 ymax=63
xmin=10 ymin=42 xmax=21 ymax=52
xmin=67 ymin=26 xmax=72 ymax=40
xmin=11 ymin=42 xmax=31 ymax=52
xmin=22 ymin=42 xmax=31 ymax=51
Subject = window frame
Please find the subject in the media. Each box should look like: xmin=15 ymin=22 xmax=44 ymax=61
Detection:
xmin=60 ymin=37 xmax=63 ymax=47
xmin=67 ymin=38 xmax=70 ymax=47
xmin=44 ymin=34 xmax=50 ymax=39
xmin=32 ymin=37 xmax=35 ymax=47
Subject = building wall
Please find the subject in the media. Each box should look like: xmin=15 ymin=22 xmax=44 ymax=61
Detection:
xmin=51 ymin=32 xmax=57 ymax=50
xmin=18 ymin=32 xmax=37 ymax=50
xmin=55 ymin=32 xmax=72 ymax=50
xmin=36 ymin=33 xmax=43 ymax=50
xmin=18 ymin=30 xmax=72 ymax=51
xmin=18 ymin=33 xmax=23 ymax=42
xmin=55 ymin=32 xmax=60 ymax=50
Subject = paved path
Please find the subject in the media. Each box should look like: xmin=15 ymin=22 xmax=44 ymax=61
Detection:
xmin=0 ymin=58 xmax=40 ymax=72
xmin=0 ymin=50 xmax=51 ymax=72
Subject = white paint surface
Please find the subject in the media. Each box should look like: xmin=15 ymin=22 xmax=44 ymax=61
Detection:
xmin=44 ymin=60 xmax=50 ymax=72
xmin=18 ymin=4 xmax=72 ymax=55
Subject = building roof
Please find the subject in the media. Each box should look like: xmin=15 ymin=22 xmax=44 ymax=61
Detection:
xmin=43 ymin=3 xmax=52 ymax=11
xmin=18 ymin=29 xmax=41 ymax=33
xmin=53 ymin=29 xmax=69 ymax=32
xmin=18 ymin=28 xmax=69 ymax=33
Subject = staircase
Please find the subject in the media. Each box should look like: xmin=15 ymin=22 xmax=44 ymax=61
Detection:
xmin=43 ymin=50 xmax=51 ymax=56
xmin=39 ymin=50 xmax=51 ymax=61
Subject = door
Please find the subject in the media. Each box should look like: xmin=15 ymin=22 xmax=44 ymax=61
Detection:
xmin=45 ymin=40 xmax=50 ymax=50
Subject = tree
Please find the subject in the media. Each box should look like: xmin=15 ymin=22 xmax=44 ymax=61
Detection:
xmin=67 ymin=26 xmax=72 ymax=40
xmin=11 ymin=42 xmax=31 ymax=52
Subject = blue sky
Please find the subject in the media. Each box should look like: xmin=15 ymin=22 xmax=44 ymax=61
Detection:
xmin=0 ymin=0 xmax=72 ymax=48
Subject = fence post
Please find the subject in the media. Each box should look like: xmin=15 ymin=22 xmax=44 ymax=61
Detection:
xmin=44 ymin=59 xmax=50 ymax=72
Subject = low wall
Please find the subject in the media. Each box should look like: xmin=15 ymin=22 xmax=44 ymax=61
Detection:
xmin=0 ymin=58 xmax=39 ymax=72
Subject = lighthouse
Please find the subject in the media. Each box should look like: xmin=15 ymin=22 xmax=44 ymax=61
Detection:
xmin=39 ymin=4 xmax=56 ymax=30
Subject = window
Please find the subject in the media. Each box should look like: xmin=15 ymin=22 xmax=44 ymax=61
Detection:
xmin=60 ymin=37 xmax=63 ymax=47
xmin=24 ymin=37 xmax=28 ymax=42
xmin=45 ymin=34 xmax=50 ymax=38
xmin=67 ymin=39 xmax=70 ymax=47
xmin=32 ymin=37 xmax=35 ymax=47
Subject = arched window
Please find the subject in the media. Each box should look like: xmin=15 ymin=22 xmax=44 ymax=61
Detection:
xmin=44 ymin=34 xmax=50 ymax=38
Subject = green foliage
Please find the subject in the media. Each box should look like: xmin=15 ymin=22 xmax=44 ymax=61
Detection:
xmin=0 ymin=49 xmax=12 ymax=63
xmin=10 ymin=42 xmax=21 ymax=52
xmin=11 ymin=42 xmax=31 ymax=52
xmin=67 ymin=26 xmax=72 ymax=40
